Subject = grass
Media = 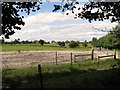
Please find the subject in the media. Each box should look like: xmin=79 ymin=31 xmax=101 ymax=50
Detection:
xmin=2 ymin=58 xmax=120 ymax=88
xmin=2 ymin=43 xmax=92 ymax=52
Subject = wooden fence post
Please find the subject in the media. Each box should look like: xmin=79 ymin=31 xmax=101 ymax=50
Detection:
xmin=55 ymin=52 xmax=57 ymax=65
xmin=91 ymin=48 xmax=94 ymax=60
xmin=70 ymin=52 xmax=72 ymax=65
xmin=97 ymin=56 xmax=100 ymax=64
xmin=116 ymin=51 xmax=119 ymax=59
xmin=114 ymin=49 xmax=116 ymax=60
xmin=74 ymin=55 xmax=76 ymax=63
xmin=38 ymin=64 xmax=43 ymax=89
xmin=107 ymin=48 xmax=108 ymax=55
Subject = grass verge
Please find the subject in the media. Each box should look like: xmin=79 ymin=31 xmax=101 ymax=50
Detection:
xmin=2 ymin=58 xmax=120 ymax=88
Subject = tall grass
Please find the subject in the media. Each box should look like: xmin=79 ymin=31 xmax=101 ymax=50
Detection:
xmin=2 ymin=58 xmax=120 ymax=88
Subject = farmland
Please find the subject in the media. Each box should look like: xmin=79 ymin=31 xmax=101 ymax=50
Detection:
xmin=1 ymin=43 xmax=120 ymax=88
xmin=2 ymin=43 xmax=92 ymax=52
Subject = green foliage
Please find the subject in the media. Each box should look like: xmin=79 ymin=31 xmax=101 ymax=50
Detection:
xmin=69 ymin=40 xmax=79 ymax=48
xmin=2 ymin=59 xmax=120 ymax=88
xmin=91 ymin=37 xmax=99 ymax=47
xmin=57 ymin=41 xmax=65 ymax=47
xmin=91 ymin=25 xmax=120 ymax=49
xmin=82 ymin=40 xmax=88 ymax=47
xmin=39 ymin=39 xmax=45 ymax=45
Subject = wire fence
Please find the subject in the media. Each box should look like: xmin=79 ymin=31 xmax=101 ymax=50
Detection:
xmin=2 ymin=51 xmax=92 ymax=68
xmin=2 ymin=48 xmax=118 ymax=68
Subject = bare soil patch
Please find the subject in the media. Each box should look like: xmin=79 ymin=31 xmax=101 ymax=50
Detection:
xmin=2 ymin=50 xmax=114 ymax=68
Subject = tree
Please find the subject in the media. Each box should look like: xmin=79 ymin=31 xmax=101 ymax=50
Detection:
xmin=91 ymin=25 xmax=120 ymax=49
xmin=12 ymin=39 xmax=19 ymax=44
xmin=39 ymin=39 xmax=45 ymax=45
xmin=57 ymin=41 xmax=65 ymax=47
xmin=1 ymin=1 xmax=120 ymax=39
xmin=91 ymin=37 xmax=98 ymax=47
xmin=1 ymin=2 xmax=42 ymax=39
xmin=53 ymin=1 xmax=120 ymax=24
xmin=65 ymin=40 xmax=70 ymax=44
xmin=69 ymin=40 xmax=79 ymax=48
xmin=82 ymin=40 xmax=88 ymax=47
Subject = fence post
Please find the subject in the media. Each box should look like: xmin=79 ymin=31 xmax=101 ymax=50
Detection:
xmin=97 ymin=56 xmax=100 ymax=64
xmin=74 ymin=55 xmax=76 ymax=63
xmin=114 ymin=49 xmax=116 ymax=60
xmin=38 ymin=64 xmax=43 ymax=89
xmin=91 ymin=48 xmax=94 ymax=60
xmin=70 ymin=52 xmax=72 ymax=65
xmin=55 ymin=52 xmax=57 ymax=65
xmin=107 ymin=48 xmax=108 ymax=55
xmin=116 ymin=50 xmax=119 ymax=59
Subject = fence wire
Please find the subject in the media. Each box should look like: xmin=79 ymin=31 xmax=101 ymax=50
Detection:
xmin=2 ymin=51 xmax=92 ymax=68
xmin=2 ymin=49 xmax=116 ymax=68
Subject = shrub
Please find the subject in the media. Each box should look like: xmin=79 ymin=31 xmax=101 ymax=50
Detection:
xmin=69 ymin=41 xmax=79 ymax=48
xmin=57 ymin=41 xmax=65 ymax=47
xmin=39 ymin=39 xmax=45 ymax=45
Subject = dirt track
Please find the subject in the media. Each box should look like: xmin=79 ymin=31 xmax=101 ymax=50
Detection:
xmin=2 ymin=50 xmax=114 ymax=68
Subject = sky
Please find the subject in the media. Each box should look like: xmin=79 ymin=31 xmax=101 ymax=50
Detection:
xmin=5 ymin=1 xmax=118 ymax=42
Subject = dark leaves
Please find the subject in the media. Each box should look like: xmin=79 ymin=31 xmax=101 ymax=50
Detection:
xmin=2 ymin=2 xmax=42 ymax=38
xmin=53 ymin=5 xmax=61 ymax=12
xmin=53 ymin=1 xmax=120 ymax=24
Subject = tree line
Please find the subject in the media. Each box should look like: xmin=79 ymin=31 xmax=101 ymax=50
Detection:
xmin=1 ymin=38 xmax=89 ymax=48
xmin=91 ymin=25 xmax=120 ymax=49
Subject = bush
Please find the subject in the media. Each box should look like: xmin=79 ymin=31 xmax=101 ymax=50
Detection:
xmin=57 ymin=41 xmax=65 ymax=47
xmin=82 ymin=40 xmax=88 ymax=47
xmin=39 ymin=39 xmax=45 ymax=45
xmin=69 ymin=41 xmax=79 ymax=48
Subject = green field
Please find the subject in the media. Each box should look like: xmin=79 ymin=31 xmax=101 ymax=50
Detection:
xmin=2 ymin=59 xmax=120 ymax=88
xmin=2 ymin=43 xmax=92 ymax=51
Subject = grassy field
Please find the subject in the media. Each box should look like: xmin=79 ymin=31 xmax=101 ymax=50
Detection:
xmin=2 ymin=58 xmax=120 ymax=88
xmin=2 ymin=43 xmax=92 ymax=51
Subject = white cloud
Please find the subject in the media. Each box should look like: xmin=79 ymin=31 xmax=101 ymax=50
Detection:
xmin=8 ymin=19 xmax=118 ymax=42
xmin=6 ymin=5 xmax=118 ymax=42
xmin=23 ymin=12 xmax=74 ymax=26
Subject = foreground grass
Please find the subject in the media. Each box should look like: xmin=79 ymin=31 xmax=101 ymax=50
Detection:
xmin=2 ymin=44 xmax=92 ymax=51
xmin=2 ymin=58 xmax=120 ymax=88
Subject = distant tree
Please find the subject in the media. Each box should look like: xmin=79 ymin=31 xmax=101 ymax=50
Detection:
xmin=82 ymin=40 xmax=88 ymax=47
xmin=46 ymin=41 xmax=50 ymax=44
xmin=9 ymin=39 xmax=18 ymax=45
xmin=21 ymin=40 xmax=25 ymax=44
xmin=57 ymin=41 xmax=65 ymax=47
xmin=69 ymin=40 xmax=79 ymax=48
xmin=18 ymin=38 xmax=20 ymax=44
xmin=76 ymin=41 xmax=80 ymax=46
xmin=91 ymin=37 xmax=98 ymax=47
xmin=65 ymin=40 xmax=70 ymax=44
xmin=39 ymin=39 xmax=45 ymax=45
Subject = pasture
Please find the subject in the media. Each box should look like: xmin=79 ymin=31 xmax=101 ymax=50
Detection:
xmin=1 ymin=43 xmax=120 ymax=88
xmin=2 ymin=43 xmax=92 ymax=52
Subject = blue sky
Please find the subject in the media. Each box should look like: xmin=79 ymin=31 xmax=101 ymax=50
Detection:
xmin=5 ymin=1 xmax=118 ymax=42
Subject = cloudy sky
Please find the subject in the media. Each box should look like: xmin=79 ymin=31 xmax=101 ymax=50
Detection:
xmin=5 ymin=1 xmax=118 ymax=42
